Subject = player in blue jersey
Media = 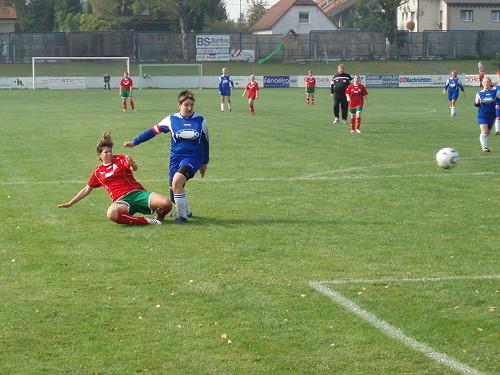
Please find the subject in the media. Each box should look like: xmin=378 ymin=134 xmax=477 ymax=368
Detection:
xmin=219 ymin=67 xmax=234 ymax=112
xmin=474 ymin=77 xmax=497 ymax=152
xmin=443 ymin=71 xmax=465 ymax=116
xmin=123 ymin=90 xmax=209 ymax=223
xmin=495 ymin=75 xmax=500 ymax=135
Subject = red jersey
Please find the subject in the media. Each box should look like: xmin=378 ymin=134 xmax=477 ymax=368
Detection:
xmin=304 ymin=76 xmax=316 ymax=89
xmin=245 ymin=81 xmax=259 ymax=99
xmin=120 ymin=77 xmax=133 ymax=90
xmin=87 ymin=154 xmax=145 ymax=202
xmin=345 ymin=83 xmax=368 ymax=108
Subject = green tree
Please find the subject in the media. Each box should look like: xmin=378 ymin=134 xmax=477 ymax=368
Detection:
xmin=246 ymin=0 xmax=267 ymax=27
xmin=355 ymin=0 xmax=408 ymax=43
xmin=54 ymin=0 xmax=83 ymax=31
xmin=23 ymin=0 xmax=55 ymax=31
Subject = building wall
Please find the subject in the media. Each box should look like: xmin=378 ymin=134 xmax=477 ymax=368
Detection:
xmin=399 ymin=1 xmax=500 ymax=31
xmin=0 ymin=21 xmax=15 ymax=33
xmin=447 ymin=5 xmax=500 ymax=30
xmin=272 ymin=5 xmax=337 ymax=34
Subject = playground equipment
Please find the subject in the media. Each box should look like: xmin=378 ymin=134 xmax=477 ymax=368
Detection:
xmin=258 ymin=29 xmax=299 ymax=64
xmin=258 ymin=43 xmax=284 ymax=64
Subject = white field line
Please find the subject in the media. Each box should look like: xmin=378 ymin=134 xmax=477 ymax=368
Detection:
xmin=1 ymin=171 xmax=499 ymax=186
xmin=309 ymin=274 xmax=500 ymax=375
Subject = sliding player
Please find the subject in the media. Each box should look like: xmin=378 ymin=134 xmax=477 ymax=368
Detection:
xmin=242 ymin=75 xmax=259 ymax=116
xmin=119 ymin=72 xmax=135 ymax=112
xmin=219 ymin=67 xmax=234 ymax=112
xmin=443 ymin=71 xmax=465 ymax=117
xmin=58 ymin=132 xmax=172 ymax=225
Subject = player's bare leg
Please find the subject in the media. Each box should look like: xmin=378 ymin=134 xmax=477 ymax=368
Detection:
xmin=220 ymin=96 xmax=225 ymax=112
xmin=150 ymin=193 xmax=173 ymax=221
xmin=106 ymin=202 xmax=158 ymax=225
xmin=122 ymin=98 xmax=127 ymax=112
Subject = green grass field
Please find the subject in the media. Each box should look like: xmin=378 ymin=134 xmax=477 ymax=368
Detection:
xmin=0 ymin=59 xmax=497 ymax=77
xmin=1 ymin=87 xmax=499 ymax=374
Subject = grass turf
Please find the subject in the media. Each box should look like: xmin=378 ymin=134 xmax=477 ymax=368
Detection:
xmin=0 ymin=87 xmax=499 ymax=374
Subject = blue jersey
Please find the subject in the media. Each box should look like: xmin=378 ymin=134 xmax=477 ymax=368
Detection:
xmin=444 ymin=77 xmax=464 ymax=93
xmin=133 ymin=112 xmax=209 ymax=164
xmin=475 ymin=89 xmax=497 ymax=114
xmin=475 ymin=88 xmax=497 ymax=127
xmin=444 ymin=77 xmax=464 ymax=101
xmin=219 ymin=74 xmax=234 ymax=95
xmin=496 ymin=85 xmax=500 ymax=117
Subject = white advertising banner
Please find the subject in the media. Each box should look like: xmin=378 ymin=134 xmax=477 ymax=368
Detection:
xmin=48 ymin=77 xmax=86 ymax=89
xmin=399 ymin=75 xmax=433 ymax=87
xmin=0 ymin=78 xmax=11 ymax=89
xmin=230 ymin=49 xmax=255 ymax=62
xmin=196 ymin=34 xmax=231 ymax=62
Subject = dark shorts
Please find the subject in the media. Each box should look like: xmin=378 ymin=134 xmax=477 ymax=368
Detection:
xmin=169 ymin=156 xmax=202 ymax=183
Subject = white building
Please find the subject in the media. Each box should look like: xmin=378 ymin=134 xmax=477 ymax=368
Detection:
xmin=398 ymin=0 xmax=500 ymax=31
xmin=251 ymin=0 xmax=337 ymax=35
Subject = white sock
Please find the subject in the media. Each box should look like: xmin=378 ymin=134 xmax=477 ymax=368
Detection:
xmin=220 ymin=103 xmax=224 ymax=111
xmin=174 ymin=193 xmax=188 ymax=219
xmin=480 ymin=133 xmax=488 ymax=149
xmin=450 ymin=107 xmax=456 ymax=116
xmin=227 ymin=102 xmax=231 ymax=110
xmin=495 ymin=119 xmax=500 ymax=132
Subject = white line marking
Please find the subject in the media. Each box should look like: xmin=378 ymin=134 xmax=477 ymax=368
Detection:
xmin=316 ymin=274 xmax=500 ymax=285
xmin=309 ymin=275 xmax=500 ymax=375
xmin=2 ymin=171 xmax=499 ymax=186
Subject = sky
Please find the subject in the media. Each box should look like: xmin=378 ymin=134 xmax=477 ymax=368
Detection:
xmin=225 ymin=0 xmax=280 ymax=22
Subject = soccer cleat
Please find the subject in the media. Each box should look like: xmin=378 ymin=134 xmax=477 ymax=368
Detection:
xmin=122 ymin=109 xmax=126 ymax=112
xmin=482 ymin=147 xmax=491 ymax=152
xmin=333 ymin=118 xmax=339 ymax=124
xmin=342 ymin=120 xmax=347 ymax=124
xmin=350 ymin=130 xmax=355 ymax=133
xmin=146 ymin=218 xmax=162 ymax=225
xmin=355 ymin=129 xmax=361 ymax=133
xmin=174 ymin=216 xmax=188 ymax=224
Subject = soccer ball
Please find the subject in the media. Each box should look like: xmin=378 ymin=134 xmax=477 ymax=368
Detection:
xmin=435 ymin=147 xmax=459 ymax=169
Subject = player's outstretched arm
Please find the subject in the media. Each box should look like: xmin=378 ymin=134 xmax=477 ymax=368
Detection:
xmin=123 ymin=141 xmax=135 ymax=148
xmin=58 ymin=185 xmax=94 ymax=208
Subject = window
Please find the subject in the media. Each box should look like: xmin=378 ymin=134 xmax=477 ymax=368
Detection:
xmin=460 ymin=10 xmax=473 ymax=22
xmin=492 ymin=10 xmax=500 ymax=22
xmin=299 ymin=12 xmax=309 ymax=23
xmin=410 ymin=11 xmax=415 ymax=21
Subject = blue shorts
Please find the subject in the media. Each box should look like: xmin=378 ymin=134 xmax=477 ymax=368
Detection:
xmin=477 ymin=112 xmax=496 ymax=128
xmin=220 ymin=89 xmax=231 ymax=97
xmin=448 ymin=91 xmax=459 ymax=101
xmin=169 ymin=155 xmax=202 ymax=183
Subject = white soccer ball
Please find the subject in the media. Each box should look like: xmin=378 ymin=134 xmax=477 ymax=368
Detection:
xmin=436 ymin=147 xmax=459 ymax=169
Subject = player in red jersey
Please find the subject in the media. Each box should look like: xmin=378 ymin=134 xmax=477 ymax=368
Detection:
xmin=345 ymin=75 xmax=368 ymax=133
xmin=58 ymin=132 xmax=172 ymax=225
xmin=119 ymin=71 xmax=135 ymax=112
xmin=304 ymin=70 xmax=316 ymax=105
xmin=242 ymin=75 xmax=260 ymax=116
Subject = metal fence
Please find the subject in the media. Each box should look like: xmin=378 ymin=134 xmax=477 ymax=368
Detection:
xmin=0 ymin=30 xmax=499 ymax=63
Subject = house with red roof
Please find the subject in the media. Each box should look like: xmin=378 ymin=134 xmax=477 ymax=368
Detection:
xmin=0 ymin=5 xmax=16 ymax=33
xmin=250 ymin=0 xmax=337 ymax=35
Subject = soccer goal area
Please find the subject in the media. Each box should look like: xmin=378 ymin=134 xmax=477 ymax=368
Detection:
xmin=31 ymin=57 xmax=130 ymax=89
xmin=138 ymin=64 xmax=203 ymax=89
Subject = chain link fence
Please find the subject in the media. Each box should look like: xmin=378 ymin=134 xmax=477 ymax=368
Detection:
xmin=1 ymin=30 xmax=499 ymax=63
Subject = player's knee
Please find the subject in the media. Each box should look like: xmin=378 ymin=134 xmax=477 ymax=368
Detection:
xmin=106 ymin=206 xmax=119 ymax=221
